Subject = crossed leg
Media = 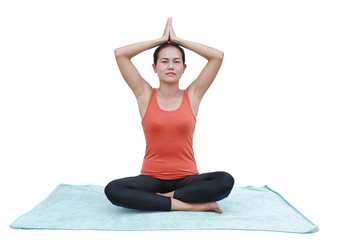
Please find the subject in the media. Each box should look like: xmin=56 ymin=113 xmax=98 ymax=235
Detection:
xmin=105 ymin=171 xmax=234 ymax=213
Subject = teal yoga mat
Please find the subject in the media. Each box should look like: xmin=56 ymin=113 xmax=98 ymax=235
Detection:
xmin=10 ymin=184 xmax=318 ymax=233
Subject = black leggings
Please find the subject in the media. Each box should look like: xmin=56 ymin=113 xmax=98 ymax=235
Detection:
xmin=104 ymin=171 xmax=234 ymax=211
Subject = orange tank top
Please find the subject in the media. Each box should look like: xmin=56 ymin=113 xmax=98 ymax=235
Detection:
xmin=141 ymin=88 xmax=199 ymax=179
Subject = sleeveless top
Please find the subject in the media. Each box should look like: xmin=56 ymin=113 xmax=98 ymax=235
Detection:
xmin=141 ymin=88 xmax=199 ymax=179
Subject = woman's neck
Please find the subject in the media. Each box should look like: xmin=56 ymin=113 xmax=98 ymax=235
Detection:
xmin=158 ymin=82 xmax=181 ymax=98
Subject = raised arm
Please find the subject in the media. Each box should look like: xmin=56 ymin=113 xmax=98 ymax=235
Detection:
xmin=114 ymin=20 xmax=170 ymax=99
xmin=168 ymin=19 xmax=224 ymax=114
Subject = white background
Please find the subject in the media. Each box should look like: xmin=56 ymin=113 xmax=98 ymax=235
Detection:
xmin=1 ymin=0 xmax=337 ymax=239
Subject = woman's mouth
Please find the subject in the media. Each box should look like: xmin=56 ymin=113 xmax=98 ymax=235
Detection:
xmin=166 ymin=72 xmax=175 ymax=75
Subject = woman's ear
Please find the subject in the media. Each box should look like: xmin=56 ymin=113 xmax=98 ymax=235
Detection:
xmin=183 ymin=64 xmax=187 ymax=73
xmin=152 ymin=64 xmax=157 ymax=73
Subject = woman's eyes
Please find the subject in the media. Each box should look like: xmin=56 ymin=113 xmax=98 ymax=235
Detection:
xmin=161 ymin=60 xmax=181 ymax=63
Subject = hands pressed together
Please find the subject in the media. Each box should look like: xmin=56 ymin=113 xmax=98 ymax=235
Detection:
xmin=162 ymin=18 xmax=178 ymax=43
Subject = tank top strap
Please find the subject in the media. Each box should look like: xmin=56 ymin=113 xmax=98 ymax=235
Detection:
xmin=182 ymin=89 xmax=196 ymax=120
xmin=142 ymin=88 xmax=156 ymax=122
xmin=148 ymin=88 xmax=157 ymax=107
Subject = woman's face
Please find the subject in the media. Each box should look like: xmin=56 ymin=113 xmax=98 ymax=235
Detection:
xmin=152 ymin=46 xmax=186 ymax=83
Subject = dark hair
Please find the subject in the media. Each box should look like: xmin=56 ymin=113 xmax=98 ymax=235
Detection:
xmin=153 ymin=42 xmax=185 ymax=66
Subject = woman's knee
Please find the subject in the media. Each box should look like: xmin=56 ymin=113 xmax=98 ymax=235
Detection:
xmin=104 ymin=179 xmax=125 ymax=205
xmin=214 ymin=171 xmax=235 ymax=194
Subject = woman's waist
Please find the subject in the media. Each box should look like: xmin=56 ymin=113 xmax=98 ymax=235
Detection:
xmin=141 ymin=156 xmax=199 ymax=179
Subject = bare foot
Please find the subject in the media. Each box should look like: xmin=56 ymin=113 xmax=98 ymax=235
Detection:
xmin=209 ymin=202 xmax=223 ymax=213
xmin=171 ymin=199 xmax=223 ymax=214
xmin=196 ymin=202 xmax=223 ymax=213
xmin=156 ymin=192 xmax=223 ymax=213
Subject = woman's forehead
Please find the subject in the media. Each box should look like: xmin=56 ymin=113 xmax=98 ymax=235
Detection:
xmin=158 ymin=47 xmax=183 ymax=59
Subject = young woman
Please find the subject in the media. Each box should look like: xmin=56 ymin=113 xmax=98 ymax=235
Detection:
xmin=105 ymin=18 xmax=234 ymax=213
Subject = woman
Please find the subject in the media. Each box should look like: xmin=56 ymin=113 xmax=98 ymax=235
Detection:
xmin=105 ymin=18 xmax=234 ymax=213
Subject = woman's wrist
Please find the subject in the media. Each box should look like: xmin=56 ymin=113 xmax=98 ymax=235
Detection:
xmin=158 ymin=37 xmax=169 ymax=45
xmin=170 ymin=36 xmax=183 ymax=45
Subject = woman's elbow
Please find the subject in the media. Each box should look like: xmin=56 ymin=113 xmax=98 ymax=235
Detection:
xmin=114 ymin=48 xmax=121 ymax=58
xmin=217 ymin=51 xmax=224 ymax=61
xmin=211 ymin=51 xmax=224 ymax=64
